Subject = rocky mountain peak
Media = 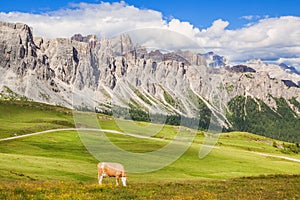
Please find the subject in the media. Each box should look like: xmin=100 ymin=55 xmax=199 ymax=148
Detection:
xmin=225 ymin=65 xmax=256 ymax=73
xmin=0 ymin=21 xmax=300 ymax=140
xmin=279 ymin=63 xmax=300 ymax=75
xmin=198 ymin=51 xmax=228 ymax=67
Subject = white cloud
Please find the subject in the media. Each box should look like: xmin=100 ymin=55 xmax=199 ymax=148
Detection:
xmin=168 ymin=19 xmax=200 ymax=38
xmin=0 ymin=1 xmax=165 ymax=38
xmin=241 ymin=15 xmax=261 ymax=20
xmin=127 ymin=28 xmax=200 ymax=51
xmin=0 ymin=2 xmax=299 ymax=69
xmin=193 ymin=16 xmax=300 ymax=68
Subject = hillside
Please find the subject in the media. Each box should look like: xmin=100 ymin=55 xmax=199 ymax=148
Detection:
xmin=0 ymin=101 xmax=74 ymax=139
xmin=0 ymin=102 xmax=300 ymax=181
xmin=227 ymin=96 xmax=300 ymax=142
xmin=0 ymin=101 xmax=300 ymax=199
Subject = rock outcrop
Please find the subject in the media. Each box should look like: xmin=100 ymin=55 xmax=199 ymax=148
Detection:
xmin=0 ymin=21 xmax=300 ymax=128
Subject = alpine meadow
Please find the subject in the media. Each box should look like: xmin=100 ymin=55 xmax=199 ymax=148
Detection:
xmin=0 ymin=1 xmax=300 ymax=199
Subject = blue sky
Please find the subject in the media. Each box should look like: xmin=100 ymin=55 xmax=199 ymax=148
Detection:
xmin=0 ymin=1 xmax=299 ymax=69
xmin=0 ymin=0 xmax=299 ymax=29
xmin=125 ymin=0 xmax=300 ymax=28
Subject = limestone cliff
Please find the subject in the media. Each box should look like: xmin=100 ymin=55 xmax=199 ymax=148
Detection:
xmin=0 ymin=22 xmax=300 ymax=132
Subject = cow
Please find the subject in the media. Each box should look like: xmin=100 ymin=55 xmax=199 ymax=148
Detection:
xmin=97 ymin=162 xmax=127 ymax=186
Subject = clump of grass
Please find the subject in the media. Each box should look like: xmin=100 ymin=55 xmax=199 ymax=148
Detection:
xmin=163 ymin=90 xmax=176 ymax=107
xmin=133 ymin=89 xmax=152 ymax=105
xmin=0 ymin=86 xmax=30 ymax=101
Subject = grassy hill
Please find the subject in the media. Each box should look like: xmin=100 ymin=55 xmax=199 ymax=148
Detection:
xmin=0 ymin=100 xmax=300 ymax=199
xmin=1 ymin=129 xmax=300 ymax=182
xmin=0 ymin=101 xmax=74 ymax=139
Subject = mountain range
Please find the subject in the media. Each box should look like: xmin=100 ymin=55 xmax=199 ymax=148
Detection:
xmin=0 ymin=21 xmax=299 ymax=142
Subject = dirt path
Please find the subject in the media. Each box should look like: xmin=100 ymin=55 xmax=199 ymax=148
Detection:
xmin=1 ymin=128 xmax=299 ymax=164
xmin=0 ymin=128 xmax=165 ymax=142
xmin=0 ymin=128 xmax=121 ymax=142
xmin=251 ymin=152 xmax=300 ymax=163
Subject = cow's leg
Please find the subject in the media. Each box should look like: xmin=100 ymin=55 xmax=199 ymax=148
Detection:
xmin=99 ymin=175 xmax=103 ymax=184
xmin=98 ymin=170 xmax=100 ymax=183
xmin=121 ymin=177 xmax=127 ymax=186
xmin=121 ymin=171 xmax=127 ymax=186
xmin=98 ymin=169 xmax=103 ymax=184
xmin=116 ymin=176 xmax=119 ymax=186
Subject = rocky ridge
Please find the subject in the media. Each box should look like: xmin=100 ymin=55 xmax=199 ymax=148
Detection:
xmin=0 ymin=22 xmax=300 ymax=133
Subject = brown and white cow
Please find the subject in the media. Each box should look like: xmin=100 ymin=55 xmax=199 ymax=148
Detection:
xmin=97 ymin=162 xmax=127 ymax=186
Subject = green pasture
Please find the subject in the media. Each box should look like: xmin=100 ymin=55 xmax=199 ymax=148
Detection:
xmin=0 ymin=100 xmax=300 ymax=199
xmin=0 ymin=101 xmax=74 ymax=139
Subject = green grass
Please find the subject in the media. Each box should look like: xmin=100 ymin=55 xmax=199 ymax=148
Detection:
xmin=133 ymin=89 xmax=152 ymax=105
xmin=0 ymin=130 xmax=96 ymax=181
xmin=0 ymin=86 xmax=30 ymax=101
xmin=1 ymin=101 xmax=300 ymax=199
xmin=0 ymin=175 xmax=299 ymax=200
xmin=0 ymin=101 xmax=74 ymax=139
xmin=163 ymin=90 xmax=176 ymax=107
xmin=0 ymin=129 xmax=299 ymax=182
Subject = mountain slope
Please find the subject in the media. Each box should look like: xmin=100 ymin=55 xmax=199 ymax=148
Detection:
xmin=227 ymin=96 xmax=300 ymax=142
xmin=0 ymin=21 xmax=300 ymax=141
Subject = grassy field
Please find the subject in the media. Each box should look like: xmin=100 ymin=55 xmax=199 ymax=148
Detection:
xmin=0 ymin=101 xmax=300 ymax=199
xmin=0 ymin=101 xmax=74 ymax=139
xmin=1 ymin=129 xmax=300 ymax=182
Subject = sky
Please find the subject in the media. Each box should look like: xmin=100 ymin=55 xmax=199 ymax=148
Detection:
xmin=0 ymin=0 xmax=300 ymax=69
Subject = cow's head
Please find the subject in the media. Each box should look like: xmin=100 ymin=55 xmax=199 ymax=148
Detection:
xmin=121 ymin=177 xmax=127 ymax=186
